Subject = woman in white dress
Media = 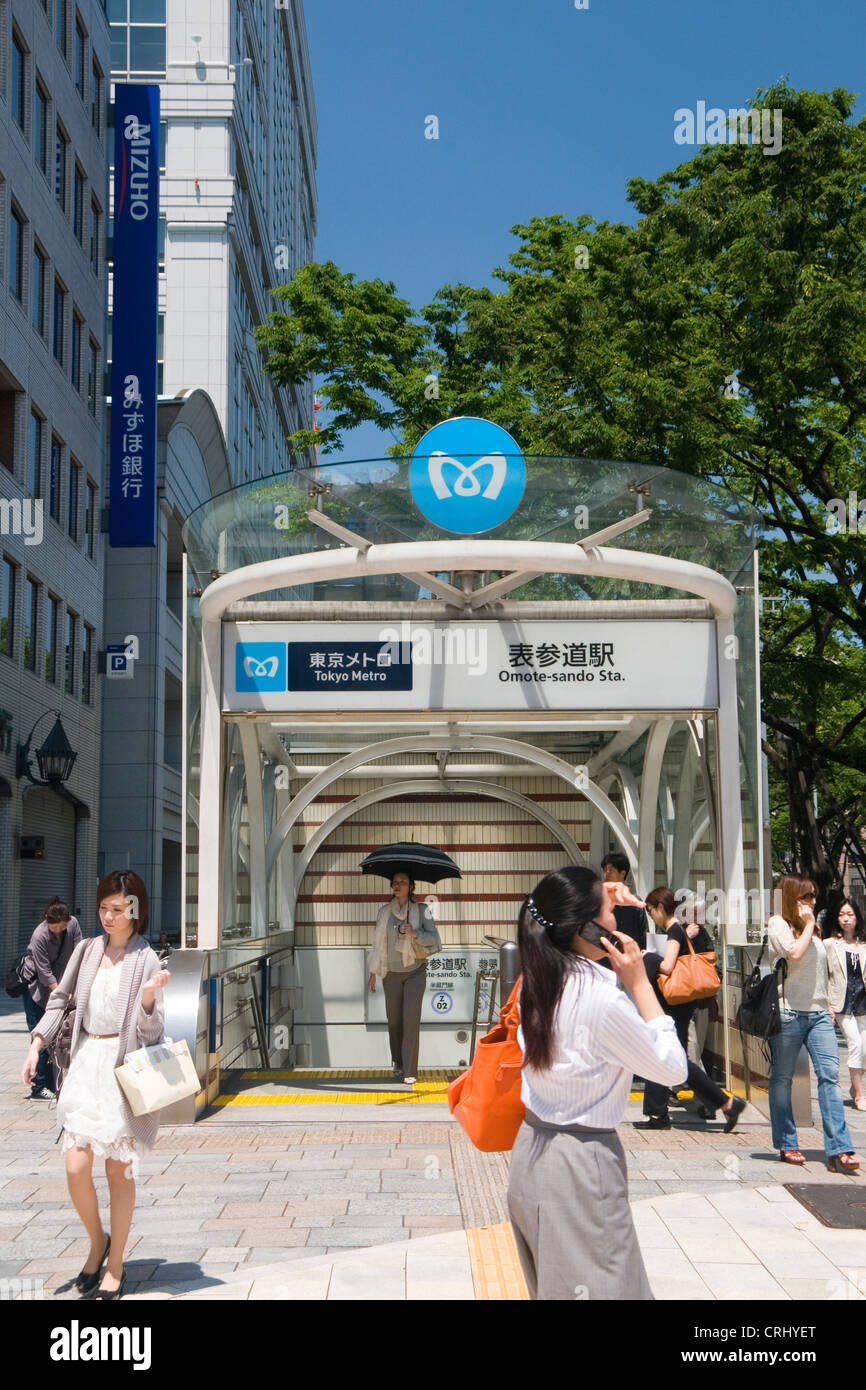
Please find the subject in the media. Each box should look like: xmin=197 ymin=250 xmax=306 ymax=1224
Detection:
xmin=21 ymin=870 xmax=170 ymax=1299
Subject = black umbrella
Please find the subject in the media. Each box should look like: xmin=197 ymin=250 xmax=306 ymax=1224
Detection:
xmin=360 ymin=842 xmax=462 ymax=884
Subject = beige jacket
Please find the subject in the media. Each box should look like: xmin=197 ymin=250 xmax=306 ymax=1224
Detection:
xmin=33 ymin=934 xmax=166 ymax=1149
xmin=825 ymin=937 xmax=866 ymax=1014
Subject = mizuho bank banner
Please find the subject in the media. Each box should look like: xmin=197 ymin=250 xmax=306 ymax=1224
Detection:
xmin=222 ymin=621 xmax=720 ymax=712
xmin=109 ymin=84 xmax=159 ymax=547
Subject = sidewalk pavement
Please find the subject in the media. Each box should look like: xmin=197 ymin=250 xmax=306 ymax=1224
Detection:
xmin=3 ymin=997 xmax=866 ymax=1300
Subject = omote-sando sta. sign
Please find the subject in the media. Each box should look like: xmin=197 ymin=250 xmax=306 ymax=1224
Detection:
xmin=223 ymin=621 xmax=720 ymax=712
xmin=409 ymin=417 xmax=526 ymax=534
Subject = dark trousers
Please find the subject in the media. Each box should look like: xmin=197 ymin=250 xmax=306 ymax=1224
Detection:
xmin=643 ymin=1001 xmax=728 ymax=1118
xmin=382 ymin=963 xmax=427 ymax=1076
xmin=22 ymin=992 xmax=55 ymax=1094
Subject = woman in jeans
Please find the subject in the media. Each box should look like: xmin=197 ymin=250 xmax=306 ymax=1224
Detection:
xmin=507 ymin=867 xmax=688 ymax=1300
xmin=21 ymin=900 xmax=82 ymax=1099
xmin=767 ymin=874 xmax=859 ymax=1171
xmin=825 ymin=898 xmax=866 ymax=1111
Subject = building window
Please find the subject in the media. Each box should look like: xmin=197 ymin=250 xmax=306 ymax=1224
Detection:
xmin=9 ymin=206 xmax=25 ymax=303
xmin=84 ymin=479 xmax=96 ymax=558
xmin=71 ymin=312 xmax=83 ymax=390
xmin=91 ymin=62 xmax=103 ymax=134
xmin=75 ymin=17 xmax=87 ymax=100
xmin=68 ymin=458 xmax=81 ymax=538
xmin=53 ymin=280 xmax=66 ymax=365
xmin=35 ymin=80 xmax=50 ymax=175
xmin=49 ymin=437 xmax=63 ymax=523
xmin=24 ymin=577 xmax=38 ymax=671
xmin=45 ymin=595 xmax=59 ymax=681
xmin=157 ymin=312 xmax=164 ymax=394
xmin=55 ymin=125 xmax=69 ymax=212
xmin=73 ymin=166 xmax=86 ymax=243
xmin=89 ymin=198 xmax=101 ymax=274
xmin=56 ymin=0 xmax=69 ymax=60
xmin=1 ymin=560 xmax=17 ymax=659
xmin=109 ymin=0 xmax=166 ymax=76
xmin=81 ymin=622 xmax=94 ymax=702
xmin=28 ymin=410 xmax=44 ymax=496
xmin=87 ymin=338 xmax=99 ymax=415
xmin=31 ymin=244 xmax=47 ymax=335
xmin=12 ymin=32 xmax=27 ymax=133
xmin=64 ymin=611 xmax=77 ymax=693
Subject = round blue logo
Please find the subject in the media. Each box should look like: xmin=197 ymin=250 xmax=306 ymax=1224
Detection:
xmin=409 ymin=417 xmax=526 ymax=534
xmin=430 ymin=991 xmax=454 ymax=1015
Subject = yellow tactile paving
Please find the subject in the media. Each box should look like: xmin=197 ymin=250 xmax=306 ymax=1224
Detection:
xmin=213 ymin=1082 xmax=452 ymax=1106
xmin=467 ymin=1221 xmax=529 ymax=1300
xmin=240 ymin=1069 xmax=457 ymax=1082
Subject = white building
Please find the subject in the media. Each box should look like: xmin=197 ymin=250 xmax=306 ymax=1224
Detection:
xmin=108 ymin=0 xmax=318 ymax=481
xmin=99 ymin=0 xmax=317 ymax=939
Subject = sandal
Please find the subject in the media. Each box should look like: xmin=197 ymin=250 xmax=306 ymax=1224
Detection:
xmin=779 ymin=1149 xmax=806 ymax=1165
xmin=827 ymin=1153 xmax=860 ymax=1174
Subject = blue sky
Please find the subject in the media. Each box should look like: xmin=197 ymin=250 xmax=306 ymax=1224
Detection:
xmin=303 ymin=0 xmax=865 ymax=461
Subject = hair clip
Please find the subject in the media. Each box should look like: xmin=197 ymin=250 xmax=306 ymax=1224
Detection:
xmin=526 ymin=897 xmax=554 ymax=930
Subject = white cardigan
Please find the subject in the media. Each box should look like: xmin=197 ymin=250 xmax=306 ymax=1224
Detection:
xmin=368 ymin=898 xmax=437 ymax=977
xmin=825 ymin=936 xmax=866 ymax=1014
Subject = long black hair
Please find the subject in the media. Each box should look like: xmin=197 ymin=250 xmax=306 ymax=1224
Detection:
xmin=518 ymin=866 xmax=604 ymax=1072
xmin=826 ymin=895 xmax=866 ymax=943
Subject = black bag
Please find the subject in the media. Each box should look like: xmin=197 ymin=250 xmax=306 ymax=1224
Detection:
xmin=736 ymin=938 xmax=788 ymax=1040
xmin=43 ymin=940 xmax=90 ymax=1092
xmin=4 ymin=954 xmax=31 ymax=999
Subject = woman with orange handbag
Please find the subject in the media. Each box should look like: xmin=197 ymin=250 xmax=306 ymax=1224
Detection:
xmin=640 ymin=887 xmax=744 ymax=1130
xmin=506 ymin=866 xmax=688 ymax=1301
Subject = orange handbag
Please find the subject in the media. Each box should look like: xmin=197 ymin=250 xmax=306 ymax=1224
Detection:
xmin=447 ymin=977 xmax=525 ymax=1152
xmin=657 ymin=933 xmax=720 ymax=1006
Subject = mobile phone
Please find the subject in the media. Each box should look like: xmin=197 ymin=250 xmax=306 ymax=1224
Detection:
xmin=578 ymin=919 xmax=625 ymax=951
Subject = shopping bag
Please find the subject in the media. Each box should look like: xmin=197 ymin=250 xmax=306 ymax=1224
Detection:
xmin=115 ymin=1038 xmax=200 ymax=1116
xmin=447 ymin=977 xmax=524 ymax=1152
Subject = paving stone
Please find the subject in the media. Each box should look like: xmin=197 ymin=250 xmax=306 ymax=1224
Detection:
xmin=318 ymin=1228 xmax=408 ymax=1249
xmin=221 ymin=1201 xmax=289 ymax=1220
xmin=348 ymin=1195 xmax=463 ymax=1215
xmin=245 ymin=1246 xmax=330 ymax=1263
xmin=237 ymin=1225 xmax=309 ymax=1247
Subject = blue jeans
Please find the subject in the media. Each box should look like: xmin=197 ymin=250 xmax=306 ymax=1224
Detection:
xmin=769 ymin=1009 xmax=852 ymax=1157
xmin=22 ymin=991 xmax=55 ymax=1094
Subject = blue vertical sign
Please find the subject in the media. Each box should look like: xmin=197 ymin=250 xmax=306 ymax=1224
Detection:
xmin=109 ymin=84 xmax=159 ymax=547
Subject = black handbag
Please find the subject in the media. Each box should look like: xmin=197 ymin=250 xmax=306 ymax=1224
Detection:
xmin=4 ymin=953 xmax=31 ymax=998
xmin=736 ymin=938 xmax=788 ymax=1040
xmin=43 ymin=941 xmax=90 ymax=1091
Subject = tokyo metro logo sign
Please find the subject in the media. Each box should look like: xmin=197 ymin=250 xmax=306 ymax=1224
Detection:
xmin=409 ymin=417 xmax=526 ymax=534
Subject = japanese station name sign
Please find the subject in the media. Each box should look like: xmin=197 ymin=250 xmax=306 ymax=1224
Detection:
xmin=223 ymin=620 xmax=719 ymax=712
xmin=109 ymin=84 xmax=159 ymax=548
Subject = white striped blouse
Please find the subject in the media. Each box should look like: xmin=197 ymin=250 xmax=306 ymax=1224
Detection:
xmin=517 ymin=959 xmax=688 ymax=1129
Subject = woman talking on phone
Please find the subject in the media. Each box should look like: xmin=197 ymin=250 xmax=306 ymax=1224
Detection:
xmin=768 ymin=874 xmax=859 ymax=1171
xmin=507 ymin=866 xmax=688 ymax=1300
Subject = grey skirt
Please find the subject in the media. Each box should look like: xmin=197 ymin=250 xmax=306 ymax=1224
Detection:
xmin=507 ymin=1109 xmax=653 ymax=1301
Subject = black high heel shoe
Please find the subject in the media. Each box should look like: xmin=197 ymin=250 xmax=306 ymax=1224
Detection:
xmin=92 ymin=1267 xmax=125 ymax=1300
xmin=76 ymin=1235 xmax=110 ymax=1294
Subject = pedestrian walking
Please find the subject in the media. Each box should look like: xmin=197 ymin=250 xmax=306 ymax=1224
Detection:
xmin=600 ymin=852 xmax=647 ymax=947
xmin=824 ymin=896 xmax=866 ymax=1111
xmin=506 ymin=866 xmax=688 ymax=1300
xmin=21 ymin=899 xmax=82 ymax=1099
xmin=640 ymin=888 xmax=745 ymax=1130
xmin=20 ymin=870 xmax=170 ymax=1298
xmin=767 ymin=874 xmax=860 ymax=1171
xmin=368 ymin=872 xmax=440 ymax=1085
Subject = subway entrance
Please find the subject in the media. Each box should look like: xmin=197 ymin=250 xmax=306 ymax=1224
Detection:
xmin=173 ymin=434 xmax=764 ymax=1114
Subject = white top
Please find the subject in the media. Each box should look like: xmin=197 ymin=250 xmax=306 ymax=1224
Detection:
xmin=767 ymin=914 xmax=828 ymax=1012
xmin=518 ymin=959 xmax=688 ymax=1129
xmin=82 ymin=964 xmax=122 ymax=1035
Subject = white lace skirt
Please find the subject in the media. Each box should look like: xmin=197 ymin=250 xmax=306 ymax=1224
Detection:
xmin=56 ymin=966 xmax=143 ymax=1176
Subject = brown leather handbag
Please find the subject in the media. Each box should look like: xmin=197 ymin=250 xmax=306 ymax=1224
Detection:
xmin=658 ymin=934 xmax=720 ymax=1006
